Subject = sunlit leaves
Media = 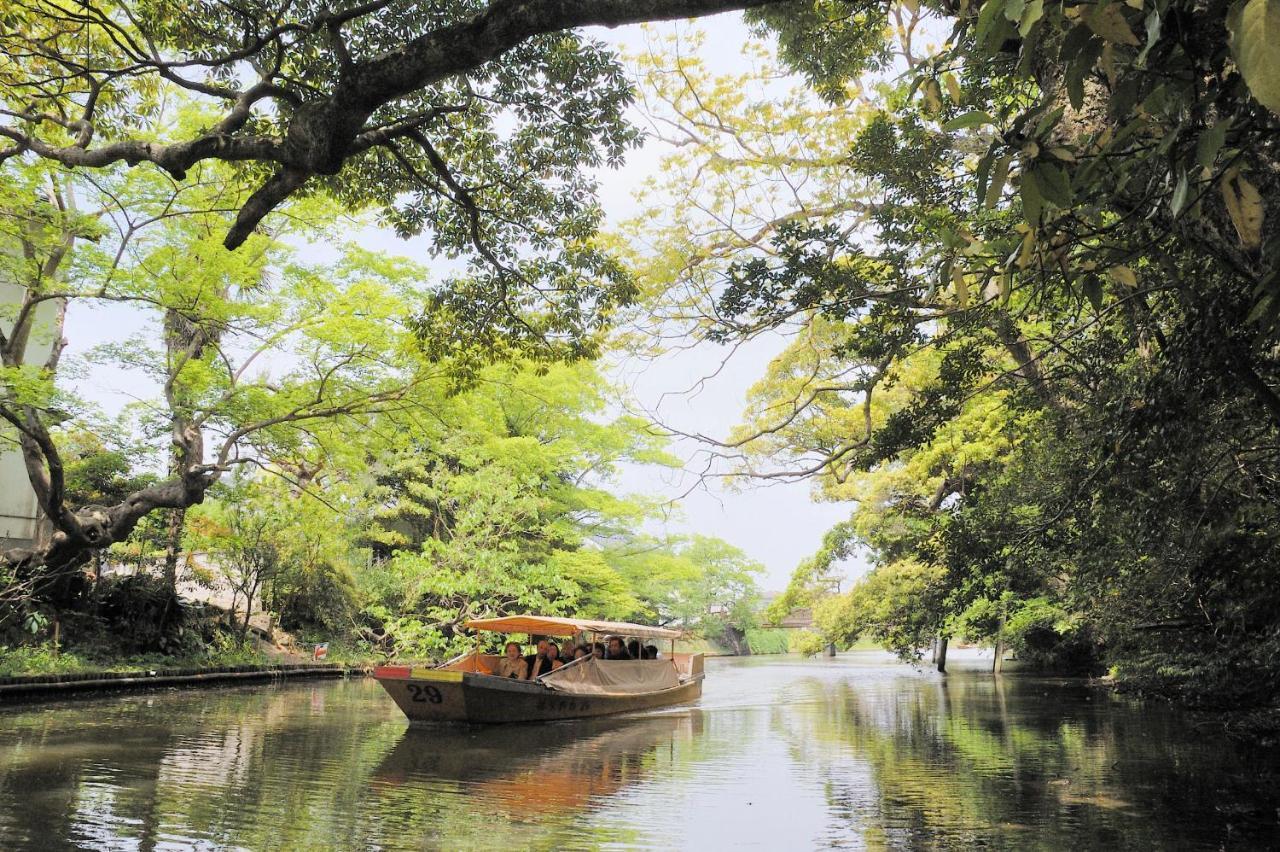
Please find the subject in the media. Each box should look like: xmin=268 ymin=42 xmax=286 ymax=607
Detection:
xmin=1228 ymin=0 xmax=1280 ymax=115
xmin=1084 ymin=3 xmax=1141 ymax=46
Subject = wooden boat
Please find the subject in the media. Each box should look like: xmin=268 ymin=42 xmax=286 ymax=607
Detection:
xmin=372 ymin=615 xmax=704 ymax=724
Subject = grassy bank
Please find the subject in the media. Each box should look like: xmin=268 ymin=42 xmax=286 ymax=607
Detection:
xmin=0 ymin=635 xmax=374 ymax=679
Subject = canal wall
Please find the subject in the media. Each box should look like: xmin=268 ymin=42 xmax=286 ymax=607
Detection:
xmin=0 ymin=662 xmax=363 ymax=701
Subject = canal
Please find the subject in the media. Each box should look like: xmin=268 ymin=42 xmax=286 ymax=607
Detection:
xmin=1 ymin=652 xmax=1276 ymax=849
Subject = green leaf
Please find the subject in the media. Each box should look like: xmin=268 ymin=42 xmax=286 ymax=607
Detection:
xmin=943 ymin=111 xmax=996 ymax=131
xmin=1021 ymin=169 xmax=1044 ymax=223
xmin=1034 ymin=163 xmax=1073 ymax=207
xmin=1087 ymin=3 xmax=1141 ymax=45
xmin=1059 ymin=23 xmax=1097 ymax=61
xmin=952 ymin=265 xmax=970 ymax=308
xmin=1019 ymin=0 xmax=1045 ymax=36
xmin=1003 ymin=0 xmax=1027 ymax=23
xmin=985 ymin=154 xmax=1013 ymax=209
xmin=1170 ymin=168 xmax=1190 ymax=216
xmin=1247 ymin=293 xmax=1274 ymax=324
xmin=937 ymin=257 xmax=954 ymax=302
xmin=976 ymin=0 xmax=1010 ymax=48
xmin=1228 ymin=0 xmax=1280 ymax=116
xmin=1034 ymin=106 xmax=1066 ymax=139
xmin=975 ymin=150 xmax=995 ymax=204
xmin=944 ymin=73 xmax=963 ymax=102
xmin=1067 ymin=63 xmax=1087 ymax=110
xmin=1136 ymin=9 xmax=1162 ymax=66
xmin=1082 ymin=275 xmax=1104 ymax=311
xmin=1195 ymin=119 xmax=1231 ymax=169
xmin=923 ymin=78 xmax=943 ymax=113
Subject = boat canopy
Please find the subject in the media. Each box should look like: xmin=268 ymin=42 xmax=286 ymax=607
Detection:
xmin=463 ymin=614 xmax=682 ymax=641
xmin=542 ymin=657 xmax=681 ymax=696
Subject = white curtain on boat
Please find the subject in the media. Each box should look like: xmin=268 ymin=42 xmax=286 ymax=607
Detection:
xmin=541 ymin=658 xmax=679 ymax=696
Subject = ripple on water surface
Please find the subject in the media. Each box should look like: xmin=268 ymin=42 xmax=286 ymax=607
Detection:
xmin=0 ymin=652 xmax=1277 ymax=850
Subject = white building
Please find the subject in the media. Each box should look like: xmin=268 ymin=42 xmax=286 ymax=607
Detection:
xmin=1 ymin=266 xmax=63 ymax=552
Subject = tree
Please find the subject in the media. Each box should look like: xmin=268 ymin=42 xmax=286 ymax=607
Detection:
xmin=0 ymin=1 xmax=790 ymax=244
xmin=356 ymin=359 xmax=675 ymax=656
xmin=188 ymin=474 xmax=287 ymax=640
xmin=0 ymin=0 xmax=798 ymax=372
xmin=0 ymin=154 xmax=448 ymax=587
xmin=619 ymin=10 xmax=1280 ymax=710
xmin=604 ymin=534 xmax=764 ymax=642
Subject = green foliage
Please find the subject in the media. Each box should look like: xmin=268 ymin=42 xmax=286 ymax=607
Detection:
xmin=348 ymin=361 xmax=761 ymax=659
xmin=765 ymin=521 xmax=856 ymax=625
xmin=1228 ymin=0 xmax=1280 ymax=116
xmin=743 ymin=627 xmax=790 ymax=655
xmin=789 ymin=630 xmax=829 ymax=657
xmin=95 ymin=574 xmax=192 ymax=655
xmin=624 ymin=13 xmax=1280 ymax=715
xmin=813 ymin=560 xmax=946 ymax=657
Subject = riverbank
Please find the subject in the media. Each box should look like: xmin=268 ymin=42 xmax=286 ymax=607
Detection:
xmin=0 ymin=661 xmax=364 ymax=700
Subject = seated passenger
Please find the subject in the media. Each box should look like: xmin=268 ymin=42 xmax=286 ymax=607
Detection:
xmin=572 ymin=644 xmax=590 ymax=662
xmin=549 ymin=641 xmax=566 ymax=668
xmin=642 ymin=644 xmax=659 ymax=660
xmin=494 ymin=641 xmax=528 ymax=679
xmin=592 ymin=641 xmax=607 ymax=659
xmin=627 ymin=639 xmax=641 ymax=660
xmin=606 ymin=636 xmax=632 ymax=660
xmin=525 ymin=638 xmax=554 ymax=679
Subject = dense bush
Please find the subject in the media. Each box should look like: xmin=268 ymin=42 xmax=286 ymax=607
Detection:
xmin=94 ymin=574 xmax=192 ymax=655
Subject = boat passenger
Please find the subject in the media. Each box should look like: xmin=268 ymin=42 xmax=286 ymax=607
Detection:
xmin=546 ymin=641 xmax=565 ymax=671
xmin=494 ymin=641 xmax=528 ymax=679
xmin=627 ymin=639 xmax=641 ymax=660
xmin=592 ymin=641 xmax=607 ymax=658
xmin=642 ymin=644 xmax=659 ymax=660
xmin=606 ymin=636 xmax=632 ymax=660
xmin=573 ymin=645 xmax=590 ymax=661
xmin=524 ymin=639 xmax=552 ymax=679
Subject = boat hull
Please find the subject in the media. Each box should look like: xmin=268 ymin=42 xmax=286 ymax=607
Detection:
xmin=373 ymin=667 xmax=704 ymax=724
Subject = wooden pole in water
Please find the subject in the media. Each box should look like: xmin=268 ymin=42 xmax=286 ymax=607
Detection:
xmin=936 ymin=635 xmax=949 ymax=673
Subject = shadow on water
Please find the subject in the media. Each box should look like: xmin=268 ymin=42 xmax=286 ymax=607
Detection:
xmin=0 ymin=654 xmax=1277 ymax=849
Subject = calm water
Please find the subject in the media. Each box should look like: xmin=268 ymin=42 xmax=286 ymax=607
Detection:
xmin=1 ymin=652 xmax=1277 ymax=850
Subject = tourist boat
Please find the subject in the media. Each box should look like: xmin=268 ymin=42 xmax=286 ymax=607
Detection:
xmin=372 ymin=615 xmax=704 ymax=724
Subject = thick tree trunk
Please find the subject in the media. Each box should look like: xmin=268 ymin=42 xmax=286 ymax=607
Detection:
xmin=1 ymin=447 xmax=214 ymax=575
xmin=162 ymin=507 xmax=187 ymax=593
xmin=936 ymin=635 xmax=949 ymax=673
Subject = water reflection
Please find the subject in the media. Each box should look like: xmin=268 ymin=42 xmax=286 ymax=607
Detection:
xmin=375 ymin=713 xmax=704 ymax=809
xmin=0 ymin=654 xmax=1276 ymax=849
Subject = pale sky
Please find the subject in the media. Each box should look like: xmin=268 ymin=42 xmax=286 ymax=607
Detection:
xmin=56 ymin=11 xmax=864 ymax=591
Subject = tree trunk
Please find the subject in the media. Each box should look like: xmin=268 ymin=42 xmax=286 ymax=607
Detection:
xmin=162 ymin=507 xmax=186 ymax=593
xmin=241 ymin=580 xmax=257 ymax=641
xmin=936 ymin=635 xmax=949 ymax=673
